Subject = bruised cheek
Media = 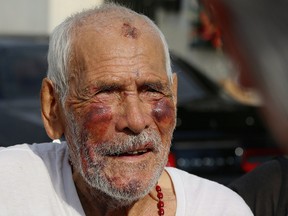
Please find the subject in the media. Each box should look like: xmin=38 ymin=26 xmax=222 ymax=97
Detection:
xmin=152 ymin=99 xmax=176 ymax=126
xmin=82 ymin=105 xmax=113 ymax=142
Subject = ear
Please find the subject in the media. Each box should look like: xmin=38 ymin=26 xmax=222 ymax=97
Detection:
xmin=41 ymin=78 xmax=64 ymax=140
xmin=171 ymin=73 xmax=178 ymax=106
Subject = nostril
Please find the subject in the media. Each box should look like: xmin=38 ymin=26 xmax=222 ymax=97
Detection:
xmin=122 ymin=127 xmax=140 ymax=135
xmin=122 ymin=124 xmax=149 ymax=134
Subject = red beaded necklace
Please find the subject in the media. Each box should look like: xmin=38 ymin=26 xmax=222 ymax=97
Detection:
xmin=156 ymin=185 xmax=164 ymax=215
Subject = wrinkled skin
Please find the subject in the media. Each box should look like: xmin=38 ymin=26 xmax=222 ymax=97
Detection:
xmin=56 ymin=19 xmax=178 ymax=212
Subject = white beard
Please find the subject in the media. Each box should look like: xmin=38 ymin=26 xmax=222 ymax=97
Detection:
xmin=65 ymin=111 xmax=171 ymax=207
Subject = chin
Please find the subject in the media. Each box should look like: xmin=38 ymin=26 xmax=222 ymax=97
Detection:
xmin=81 ymin=156 xmax=166 ymax=205
xmin=83 ymin=170 xmax=158 ymax=207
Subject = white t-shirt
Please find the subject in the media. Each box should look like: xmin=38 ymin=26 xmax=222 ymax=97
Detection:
xmin=0 ymin=142 xmax=253 ymax=216
xmin=165 ymin=167 xmax=253 ymax=215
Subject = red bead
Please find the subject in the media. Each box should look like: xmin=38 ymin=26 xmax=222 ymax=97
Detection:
xmin=157 ymin=200 xmax=164 ymax=208
xmin=156 ymin=184 xmax=164 ymax=215
xmin=156 ymin=185 xmax=162 ymax=192
xmin=158 ymin=208 xmax=164 ymax=215
xmin=157 ymin=192 xmax=163 ymax=199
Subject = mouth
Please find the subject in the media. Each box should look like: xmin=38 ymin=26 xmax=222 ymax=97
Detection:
xmin=104 ymin=141 xmax=157 ymax=158
xmin=109 ymin=148 xmax=152 ymax=157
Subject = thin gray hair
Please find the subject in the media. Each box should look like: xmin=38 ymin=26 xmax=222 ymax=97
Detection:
xmin=47 ymin=3 xmax=172 ymax=104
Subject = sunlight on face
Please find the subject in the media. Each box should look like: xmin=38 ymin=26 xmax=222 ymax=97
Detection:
xmin=63 ymin=15 xmax=177 ymax=206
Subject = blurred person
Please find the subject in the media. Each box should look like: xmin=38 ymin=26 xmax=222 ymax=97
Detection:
xmin=204 ymin=0 xmax=288 ymax=215
xmin=0 ymin=3 xmax=253 ymax=216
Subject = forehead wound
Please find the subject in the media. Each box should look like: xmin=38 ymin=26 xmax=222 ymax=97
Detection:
xmin=121 ymin=22 xmax=139 ymax=39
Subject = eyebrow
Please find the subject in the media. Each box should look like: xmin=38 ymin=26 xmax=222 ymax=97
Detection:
xmin=84 ymin=80 xmax=169 ymax=94
xmin=142 ymin=81 xmax=165 ymax=89
xmin=140 ymin=80 xmax=171 ymax=93
xmin=94 ymin=82 xmax=123 ymax=91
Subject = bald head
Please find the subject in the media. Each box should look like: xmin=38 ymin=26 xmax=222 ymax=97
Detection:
xmin=47 ymin=4 xmax=172 ymax=103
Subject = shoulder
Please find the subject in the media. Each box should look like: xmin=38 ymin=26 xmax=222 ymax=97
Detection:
xmin=229 ymin=158 xmax=283 ymax=215
xmin=0 ymin=142 xmax=82 ymax=215
xmin=0 ymin=143 xmax=57 ymax=193
xmin=166 ymin=167 xmax=240 ymax=196
xmin=0 ymin=143 xmax=42 ymax=166
xmin=166 ymin=167 xmax=253 ymax=215
xmin=0 ymin=142 xmax=69 ymax=195
xmin=229 ymin=158 xmax=282 ymax=193
xmin=0 ymin=141 xmax=67 ymax=158
xmin=0 ymin=142 xmax=68 ymax=173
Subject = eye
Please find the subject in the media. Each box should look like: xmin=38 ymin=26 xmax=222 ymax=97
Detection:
xmin=146 ymin=87 xmax=161 ymax=93
xmin=98 ymin=88 xmax=112 ymax=94
xmin=141 ymin=87 xmax=164 ymax=100
xmin=138 ymin=82 xmax=167 ymax=100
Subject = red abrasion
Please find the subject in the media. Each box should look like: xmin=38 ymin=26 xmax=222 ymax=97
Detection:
xmin=83 ymin=105 xmax=112 ymax=139
xmin=121 ymin=22 xmax=139 ymax=39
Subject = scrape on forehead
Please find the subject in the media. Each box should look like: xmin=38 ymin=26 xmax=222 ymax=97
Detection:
xmin=72 ymin=7 xmax=157 ymax=40
xmin=121 ymin=22 xmax=139 ymax=39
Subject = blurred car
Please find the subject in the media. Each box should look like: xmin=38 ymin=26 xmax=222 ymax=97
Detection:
xmin=170 ymin=53 xmax=281 ymax=184
xmin=0 ymin=36 xmax=50 ymax=146
xmin=0 ymin=37 xmax=281 ymax=184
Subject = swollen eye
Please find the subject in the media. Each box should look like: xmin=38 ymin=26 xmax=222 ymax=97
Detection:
xmin=147 ymin=88 xmax=159 ymax=92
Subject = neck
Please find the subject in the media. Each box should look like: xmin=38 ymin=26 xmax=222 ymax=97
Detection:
xmin=73 ymin=170 xmax=176 ymax=216
xmin=73 ymin=172 xmax=133 ymax=215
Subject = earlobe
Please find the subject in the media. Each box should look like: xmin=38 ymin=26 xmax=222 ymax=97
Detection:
xmin=172 ymin=73 xmax=178 ymax=106
xmin=41 ymin=78 xmax=64 ymax=140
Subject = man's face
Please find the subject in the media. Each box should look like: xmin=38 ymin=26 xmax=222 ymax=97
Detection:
xmin=62 ymin=22 xmax=177 ymax=202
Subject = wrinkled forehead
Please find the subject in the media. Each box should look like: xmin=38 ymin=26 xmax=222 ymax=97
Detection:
xmin=71 ymin=11 xmax=162 ymax=44
xmin=68 ymin=12 xmax=166 ymax=74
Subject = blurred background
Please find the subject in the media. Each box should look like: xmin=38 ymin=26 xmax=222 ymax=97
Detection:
xmin=0 ymin=0 xmax=282 ymax=185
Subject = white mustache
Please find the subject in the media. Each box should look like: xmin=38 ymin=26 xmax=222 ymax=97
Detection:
xmin=91 ymin=129 xmax=162 ymax=156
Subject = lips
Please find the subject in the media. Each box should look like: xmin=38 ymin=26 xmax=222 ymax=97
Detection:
xmin=104 ymin=140 xmax=157 ymax=157
xmin=109 ymin=148 xmax=152 ymax=157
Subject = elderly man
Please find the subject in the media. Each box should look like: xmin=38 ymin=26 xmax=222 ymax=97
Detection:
xmin=0 ymin=4 xmax=252 ymax=216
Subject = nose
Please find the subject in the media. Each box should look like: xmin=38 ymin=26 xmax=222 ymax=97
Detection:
xmin=116 ymin=96 xmax=151 ymax=134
